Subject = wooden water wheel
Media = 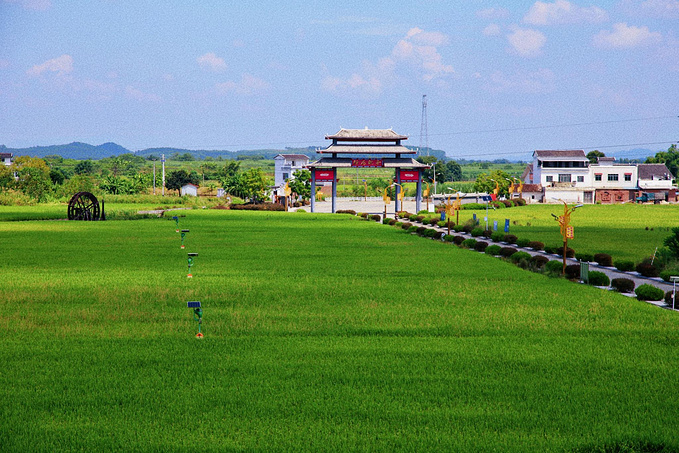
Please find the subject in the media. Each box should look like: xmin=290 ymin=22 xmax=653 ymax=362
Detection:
xmin=67 ymin=192 xmax=101 ymax=221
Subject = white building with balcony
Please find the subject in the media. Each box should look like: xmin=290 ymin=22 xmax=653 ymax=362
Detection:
xmin=274 ymin=154 xmax=309 ymax=187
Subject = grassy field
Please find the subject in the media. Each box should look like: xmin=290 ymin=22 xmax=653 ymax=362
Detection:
xmin=452 ymin=203 xmax=679 ymax=263
xmin=2 ymin=210 xmax=679 ymax=451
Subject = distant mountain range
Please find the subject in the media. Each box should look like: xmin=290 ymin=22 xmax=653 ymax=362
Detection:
xmin=0 ymin=142 xmax=662 ymax=162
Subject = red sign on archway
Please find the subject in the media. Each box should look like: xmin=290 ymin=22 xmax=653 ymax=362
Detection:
xmin=399 ymin=170 xmax=420 ymax=182
xmin=314 ymin=169 xmax=334 ymax=181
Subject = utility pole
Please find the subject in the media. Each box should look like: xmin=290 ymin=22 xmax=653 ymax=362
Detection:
xmin=419 ymin=94 xmax=428 ymax=156
xmin=161 ymin=154 xmax=165 ymax=196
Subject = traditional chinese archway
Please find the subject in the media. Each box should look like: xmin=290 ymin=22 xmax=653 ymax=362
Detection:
xmin=307 ymin=128 xmax=430 ymax=214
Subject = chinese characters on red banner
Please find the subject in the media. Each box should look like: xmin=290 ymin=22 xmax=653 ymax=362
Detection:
xmin=351 ymin=159 xmax=384 ymax=168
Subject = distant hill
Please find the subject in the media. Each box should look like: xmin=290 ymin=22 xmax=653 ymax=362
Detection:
xmin=1 ymin=142 xmax=132 ymax=160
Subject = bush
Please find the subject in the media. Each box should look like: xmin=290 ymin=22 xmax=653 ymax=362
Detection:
xmin=511 ymin=251 xmax=532 ymax=263
xmin=530 ymin=255 xmax=549 ymax=269
xmin=514 ymin=198 xmax=526 ymax=206
xmin=614 ymin=260 xmax=635 ymax=272
xmin=230 ymin=202 xmax=285 ymax=211
xmin=593 ymin=253 xmax=613 ymax=267
xmin=635 ymin=284 xmax=665 ymax=301
xmin=516 ymin=238 xmax=530 ymax=248
xmin=433 ymin=231 xmax=444 ymax=240
xmin=444 ymin=234 xmax=455 ymax=243
xmin=575 ymin=253 xmax=594 ymax=263
xmin=471 ymin=227 xmax=484 ymax=237
xmin=490 ymin=232 xmax=505 ymax=242
xmin=388 ymin=219 xmax=397 ymax=226
xmin=461 ymin=203 xmax=485 ymax=210
xmin=482 ymin=229 xmax=493 ymax=238
xmin=409 ymin=215 xmax=418 ymax=221
xmin=401 ymin=222 xmax=412 ymax=230
xmin=660 ymin=269 xmax=679 ymax=282
xmin=453 ymin=236 xmax=466 ymax=245
xmin=636 ymin=262 xmax=659 ymax=278
xmin=552 ymin=246 xmax=575 ymax=258
xmin=423 ymin=228 xmax=437 ymax=238
xmin=501 ymin=200 xmax=512 ymax=207
xmin=394 ymin=222 xmax=403 ymax=228
xmin=544 ymin=260 xmax=564 ymax=274
xmin=428 ymin=217 xmax=440 ymax=226
xmin=527 ymin=241 xmax=544 ymax=251
xmin=415 ymin=215 xmax=425 ymax=223
xmin=499 ymin=247 xmax=518 ymax=258
xmin=452 ymin=223 xmax=465 ymax=232
xmin=407 ymin=225 xmax=418 ymax=233
xmin=588 ymin=271 xmax=610 ymax=287
xmin=336 ymin=209 xmax=356 ymax=215
xmin=461 ymin=238 xmax=477 ymax=249
xmin=544 ymin=245 xmax=558 ymax=254
xmin=371 ymin=214 xmax=381 ymax=222
xmin=474 ymin=241 xmax=488 ymax=252
xmin=611 ymin=278 xmax=635 ymax=293
xmin=665 ymin=290 xmax=676 ymax=305
xmin=416 ymin=226 xmax=427 ymax=235
xmin=565 ymin=264 xmax=581 ymax=280
xmin=503 ymin=234 xmax=517 ymax=244
xmin=485 ymin=245 xmax=502 ymax=255
xmin=462 ymin=220 xmax=476 ymax=233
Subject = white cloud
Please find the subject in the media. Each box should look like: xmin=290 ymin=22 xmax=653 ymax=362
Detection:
xmin=197 ymin=52 xmax=227 ymax=72
xmin=3 ymin=0 xmax=51 ymax=11
xmin=216 ymin=73 xmax=270 ymax=96
xmin=593 ymin=23 xmax=662 ymax=48
xmin=483 ymin=24 xmax=502 ymax=37
xmin=477 ymin=7 xmax=510 ymax=19
xmin=27 ymin=54 xmax=73 ymax=77
xmin=125 ymin=85 xmax=161 ymax=102
xmin=486 ymin=68 xmax=556 ymax=93
xmin=507 ymin=28 xmax=547 ymax=57
xmin=638 ymin=0 xmax=679 ymax=18
xmin=523 ymin=0 xmax=608 ymax=25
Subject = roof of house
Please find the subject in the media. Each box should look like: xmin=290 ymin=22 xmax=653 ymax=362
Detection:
xmin=534 ymin=150 xmax=588 ymax=161
xmin=325 ymin=128 xmax=408 ymax=142
xmin=597 ymin=156 xmax=616 ymax=163
xmin=274 ymin=154 xmax=309 ymax=160
xmin=521 ymin=183 xmax=543 ymax=192
xmin=181 ymin=183 xmax=198 ymax=188
xmin=0 ymin=153 xmax=13 ymax=159
xmin=638 ymin=163 xmax=673 ymax=180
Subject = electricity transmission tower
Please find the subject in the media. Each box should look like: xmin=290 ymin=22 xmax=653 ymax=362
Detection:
xmin=419 ymin=94 xmax=428 ymax=156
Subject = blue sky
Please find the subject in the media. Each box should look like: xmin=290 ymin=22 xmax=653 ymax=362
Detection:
xmin=0 ymin=0 xmax=677 ymax=160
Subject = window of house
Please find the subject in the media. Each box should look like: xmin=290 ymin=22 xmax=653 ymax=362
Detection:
xmin=595 ymin=174 xmax=602 ymax=181
xmin=624 ymin=173 xmax=632 ymax=181
xmin=577 ymin=176 xmax=584 ymax=182
xmin=283 ymin=173 xmax=289 ymax=180
xmin=558 ymin=174 xmax=571 ymax=183
xmin=545 ymin=175 xmax=553 ymax=182
xmin=291 ymin=161 xmax=296 ymax=167
xmin=608 ymin=174 xmax=619 ymax=181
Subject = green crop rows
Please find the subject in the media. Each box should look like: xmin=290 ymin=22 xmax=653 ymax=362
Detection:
xmin=1 ymin=209 xmax=678 ymax=451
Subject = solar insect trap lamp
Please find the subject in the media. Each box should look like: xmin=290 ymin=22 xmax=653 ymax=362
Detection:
xmin=187 ymin=301 xmax=203 ymax=338
xmin=173 ymin=216 xmax=179 ymax=232
xmin=187 ymin=252 xmax=198 ymax=278
xmin=180 ymin=229 xmax=189 ymax=249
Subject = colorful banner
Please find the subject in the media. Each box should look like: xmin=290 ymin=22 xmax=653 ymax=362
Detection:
xmin=313 ymin=169 xmax=334 ymax=181
xmin=351 ymin=159 xmax=383 ymax=168
xmin=399 ymin=170 xmax=420 ymax=181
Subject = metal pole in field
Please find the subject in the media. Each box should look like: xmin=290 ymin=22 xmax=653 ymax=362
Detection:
xmin=153 ymin=162 xmax=156 ymax=195
xmin=672 ymin=276 xmax=679 ymax=310
xmin=161 ymin=154 xmax=166 ymax=196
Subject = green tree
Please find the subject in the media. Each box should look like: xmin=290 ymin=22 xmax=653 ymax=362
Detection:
xmin=663 ymin=227 xmax=679 ymax=259
xmin=0 ymin=164 xmax=14 ymax=190
xmin=216 ymin=161 xmax=240 ymax=180
xmin=646 ymin=144 xmax=679 ymax=178
xmin=473 ymin=170 xmax=511 ymax=197
xmin=416 ymin=156 xmax=445 ymax=183
xmin=586 ymin=150 xmax=605 ymax=163
xmin=74 ymin=160 xmax=96 ymax=175
xmin=11 ymin=156 xmax=52 ymax=201
xmin=445 ymin=160 xmax=463 ymax=182
xmin=241 ymin=168 xmax=269 ymax=203
xmin=49 ymin=168 xmax=65 ymax=185
xmin=165 ymin=169 xmax=196 ymax=195
xmin=288 ymin=169 xmax=311 ymax=200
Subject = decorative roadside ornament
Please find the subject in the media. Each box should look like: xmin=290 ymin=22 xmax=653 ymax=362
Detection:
xmin=173 ymin=216 xmax=179 ymax=232
xmin=551 ymin=200 xmax=583 ymax=275
xmin=382 ymin=187 xmax=391 ymax=220
xmin=187 ymin=301 xmax=203 ymax=338
xmin=423 ymin=182 xmax=430 ymax=211
xmin=180 ymin=229 xmax=189 ymax=249
xmin=187 ymin=252 xmax=198 ymax=278
xmin=284 ymin=181 xmax=292 ymax=211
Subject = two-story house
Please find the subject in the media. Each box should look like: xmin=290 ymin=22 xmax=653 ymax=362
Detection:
xmin=274 ymin=154 xmax=310 ymax=187
xmin=1 ymin=152 xmax=12 ymax=167
xmin=531 ymin=150 xmax=593 ymax=203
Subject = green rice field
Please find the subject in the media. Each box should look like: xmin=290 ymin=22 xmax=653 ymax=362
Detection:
xmin=1 ymin=209 xmax=679 ymax=451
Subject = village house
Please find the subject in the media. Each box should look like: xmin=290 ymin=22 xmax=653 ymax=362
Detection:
xmin=524 ymin=150 xmax=676 ymax=203
xmin=1 ymin=152 xmax=12 ymax=166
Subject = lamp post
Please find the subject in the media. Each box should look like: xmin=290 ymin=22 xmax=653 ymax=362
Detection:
xmin=363 ymin=179 xmax=367 ymax=201
xmin=423 ymin=182 xmax=431 ymax=212
xmin=551 ymin=200 xmax=583 ymax=275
